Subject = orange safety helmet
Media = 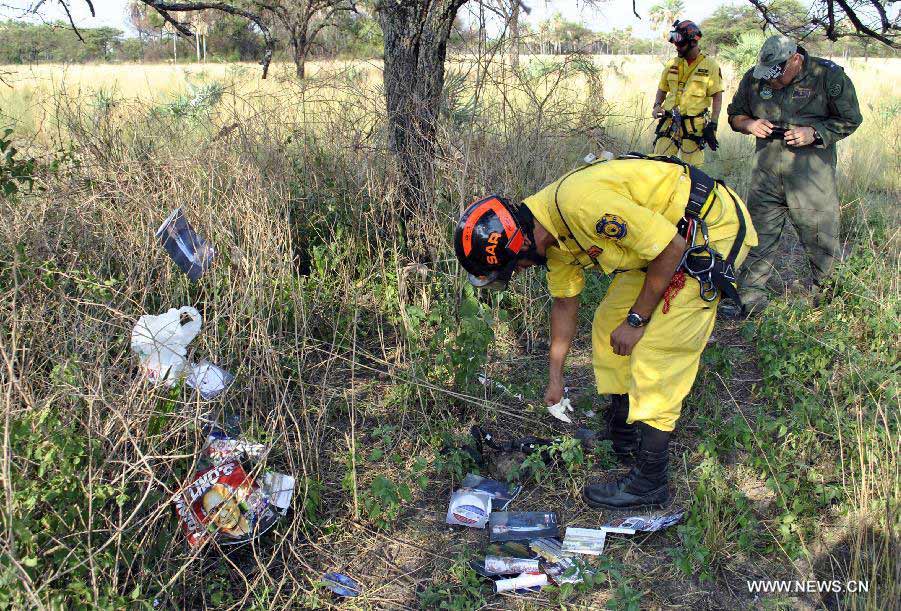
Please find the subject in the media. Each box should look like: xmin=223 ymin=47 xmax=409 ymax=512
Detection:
xmin=454 ymin=195 xmax=541 ymax=290
xmin=669 ymin=20 xmax=702 ymax=46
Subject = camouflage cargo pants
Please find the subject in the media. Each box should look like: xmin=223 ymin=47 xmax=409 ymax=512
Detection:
xmin=739 ymin=141 xmax=841 ymax=307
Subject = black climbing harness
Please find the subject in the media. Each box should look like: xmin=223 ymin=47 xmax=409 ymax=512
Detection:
xmin=674 ymin=161 xmax=746 ymax=305
xmin=653 ymin=109 xmax=709 ymax=152
xmin=554 ymin=152 xmax=747 ymax=305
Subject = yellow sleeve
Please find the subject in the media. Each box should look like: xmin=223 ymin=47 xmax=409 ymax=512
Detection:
xmin=569 ymin=190 xmax=678 ymax=264
xmin=657 ymin=64 xmax=671 ymax=92
xmin=545 ymin=246 xmax=584 ymax=298
xmin=707 ymin=59 xmax=724 ymax=95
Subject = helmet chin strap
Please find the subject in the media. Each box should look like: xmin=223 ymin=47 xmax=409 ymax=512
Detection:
xmin=513 ymin=204 xmax=548 ymax=268
xmin=676 ymin=40 xmax=697 ymax=57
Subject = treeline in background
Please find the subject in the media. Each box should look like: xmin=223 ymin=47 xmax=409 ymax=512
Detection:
xmin=1 ymin=0 xmax=895 ymax=67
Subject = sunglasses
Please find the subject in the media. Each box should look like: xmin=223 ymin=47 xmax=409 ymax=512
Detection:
xmin=760 ymin=59 xmax=789 ymax=81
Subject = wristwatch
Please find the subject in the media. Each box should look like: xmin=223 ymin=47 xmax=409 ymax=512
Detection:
xmin=626 ymin=310 xmax=650 ymax=328
xmin=811 ymin=128 xmax=824 ymax=147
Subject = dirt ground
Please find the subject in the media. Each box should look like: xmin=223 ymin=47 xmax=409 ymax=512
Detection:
xmin=287 ymin=229 xmax=825 ymax=610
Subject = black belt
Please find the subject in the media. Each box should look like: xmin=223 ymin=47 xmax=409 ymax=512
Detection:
xmin=558 ymin=153 xmax=747 ymax=304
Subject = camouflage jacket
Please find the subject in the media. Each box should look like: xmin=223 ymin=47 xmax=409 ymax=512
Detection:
xmin=727 ymin=51 xmax=863 ymax=149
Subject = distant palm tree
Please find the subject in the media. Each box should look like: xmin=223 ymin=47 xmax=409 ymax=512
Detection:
xmin=650 ymin=0 xmax=685 ymax=53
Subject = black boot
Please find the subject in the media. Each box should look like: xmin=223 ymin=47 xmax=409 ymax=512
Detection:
xmin=583 ymin=422 xmax=670 ymax=510
xmin=604 ymin=394 xmax=638 ymax=463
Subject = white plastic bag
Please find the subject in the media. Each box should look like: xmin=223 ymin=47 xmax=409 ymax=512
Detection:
xmin=131 ymin=306 xmax=202 ymax=386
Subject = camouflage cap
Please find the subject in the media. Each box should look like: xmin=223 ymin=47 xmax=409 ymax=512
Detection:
xmin=752 ymin=35 xmax=798 ymax=79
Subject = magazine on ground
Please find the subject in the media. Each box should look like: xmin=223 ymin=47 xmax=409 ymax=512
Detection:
xmin=489 ymin=511 xmax=559 ymax=542
xmin=603 ymin=508 xmax=686 ymax=533
xmin=561 ymin=527 xmax=607 ymax=555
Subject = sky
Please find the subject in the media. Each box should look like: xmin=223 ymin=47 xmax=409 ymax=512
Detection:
xmin=1 ymin=0 xmax=736 ymax=38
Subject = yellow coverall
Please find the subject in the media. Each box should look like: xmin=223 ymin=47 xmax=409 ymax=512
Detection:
xmin=523 ymin=159 xmax=758 ymax=431
xmin=654 ymin=54 xmax=723 ymax=166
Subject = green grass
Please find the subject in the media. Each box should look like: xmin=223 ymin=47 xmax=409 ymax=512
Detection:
xmin=0 ymin=56 xmax=898 ymax=608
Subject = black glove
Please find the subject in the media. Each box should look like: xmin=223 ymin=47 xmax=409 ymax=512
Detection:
xmin=703 ymin=121 xmax=719 ymax=150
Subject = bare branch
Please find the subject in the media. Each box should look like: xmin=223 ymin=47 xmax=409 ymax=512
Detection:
xmin=748 ymin=0 xmax=898 ymax=48
xmin=58 ymin=0 xmax=85 ymax=41
xmin=140 ymin=1 xmax=276 ymax=76
xmin=833 ymin=0 xmax=897 ymax=46
xmin=868 ymin=0 xmax=896 ymax=32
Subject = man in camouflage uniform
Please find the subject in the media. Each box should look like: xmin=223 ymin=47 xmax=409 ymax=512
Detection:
xmin=724 ymin=35 xmax=862 ymax=316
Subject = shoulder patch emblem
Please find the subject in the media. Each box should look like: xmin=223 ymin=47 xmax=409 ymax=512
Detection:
xmin=760 ymin=85 xmax=774 ymax=100
xmin=828 ymin=82 xmax=842 ymax=97
xmin=596 ymin=214 xmax=627 ymax=240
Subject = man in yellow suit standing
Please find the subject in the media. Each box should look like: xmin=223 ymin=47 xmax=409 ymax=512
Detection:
xmin=652 ymin=20 xmax=723 ymax=166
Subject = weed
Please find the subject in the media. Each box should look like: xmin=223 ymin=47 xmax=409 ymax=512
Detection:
xmin=362 ymin=475 xmax=412 ymax=529
xmin=0 ymin=128 xmax=35 ymax=197
xmin=673 ymin=459 xmax=760 ymax=581
xmin=418 ymin=554 xmax=487 ymax=610
xmin=513 ymin=437 xmax=587 ymax=483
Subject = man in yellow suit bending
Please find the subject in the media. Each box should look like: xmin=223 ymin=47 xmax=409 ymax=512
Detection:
xmin=453 ymin=154 xmax=757 ymax=510
xmin=652 ymin=20 xmax=723 ymax=166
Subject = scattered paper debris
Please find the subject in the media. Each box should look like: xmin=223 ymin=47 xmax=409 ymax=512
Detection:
xmin=494 ymin=572 xmax=548 ymax=593
xmin=562 ymin=527 xmax=607 ymax=555
xmin=529 ymin=537 xmax=569 ymax=563
xmin=131 ymin=307 xmax=202 ymax=386
xmin=603 ymin=508 xmax=686 ymax=533
xmin=185 ymin=360 xmax=234 ymax=399
xmin=173 ymin=432 xmax=293 ymax=548
xmin=446 ymin=490 xmax=491 ymax=528
xmin=484 ymin=555 xmax=540 ymax=575
xmin=261 ymin=472 xmax=295 ymax=511
xmin=156 ymin=208 xmax=215 ymax=281
xmin=601 ymin=525 xmax=637 ymax=535
xmin=477 ymin=374 xmax=524 ymax=402
xmin=489 ymin=512 xmax=559 ymax=542
xmin=202 ymin=431 xmax=266 ymax=466
xmin=321 ymin=572 xmax=361 ymax=598
xmin=460 ymin=473 xmax=522 ymax=511
xmin=548 ymin=387 xmax=574 ymax=423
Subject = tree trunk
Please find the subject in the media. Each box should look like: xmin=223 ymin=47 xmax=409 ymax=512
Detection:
xmin=293 ymin=31 xmax=308 ymax=79
xmin=377 ymin=1 xmax=464 ymax=204
xmin=509 ymin=0 xmax=520 ymax=68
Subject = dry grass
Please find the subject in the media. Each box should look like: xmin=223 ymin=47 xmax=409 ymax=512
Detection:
xmin=0 ymin=54 xmax=898 ymax=609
